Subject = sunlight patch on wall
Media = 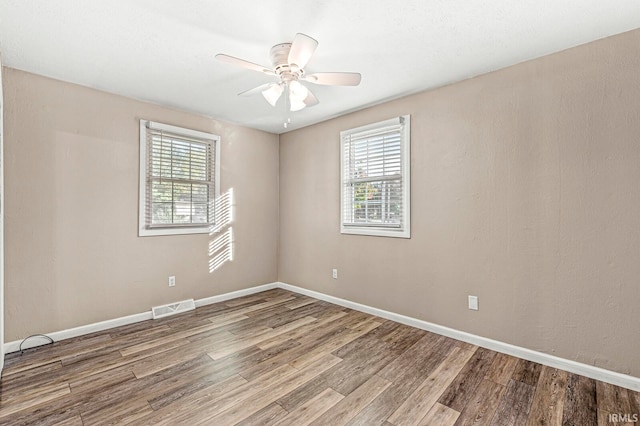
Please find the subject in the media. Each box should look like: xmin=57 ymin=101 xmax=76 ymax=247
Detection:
xmin=209 ymin=227 xmax=234 ymax=272
xmin=210 ymin=187 xmax=233 ymax=234
xmin=209 ymin=188 xmax=234 ymax=273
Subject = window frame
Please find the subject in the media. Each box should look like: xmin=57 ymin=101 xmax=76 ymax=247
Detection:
xmin=340 ymin=115 xmax=411 ymax=238
xmin=138 ymin=120 xmax=220 ymax=237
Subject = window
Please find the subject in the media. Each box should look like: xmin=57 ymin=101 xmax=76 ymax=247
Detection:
xmin=340 ymin=115 xmax=410 ymax=238
xmin=139 ymin=120 xmax=220 ymax=236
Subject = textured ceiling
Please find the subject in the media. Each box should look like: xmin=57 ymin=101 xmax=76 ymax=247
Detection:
xmin=1 ymin=0 xmax=639 ymax=134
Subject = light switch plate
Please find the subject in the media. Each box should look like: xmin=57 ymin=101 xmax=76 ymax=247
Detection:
xmin=468 ymin=295 xmax=479 ymax=310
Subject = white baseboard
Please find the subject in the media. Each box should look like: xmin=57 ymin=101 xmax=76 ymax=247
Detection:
xmin=194 ymin=283 xmax=277 ymax=308
xmin=3 ymin=311 xmax=153 ymax=354
xmin=5 ymin=280 xmax=639 ymax=392
xmin=276 ymin=282 xmax=640 ymax=392
xmin=4 ymin=282 xmax=278 ymax=354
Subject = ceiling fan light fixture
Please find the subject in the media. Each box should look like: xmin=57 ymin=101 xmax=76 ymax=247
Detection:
xmin=262 ymin=83 xmax=283 ymax=106
xmin=288 ymin=81 xmax=309 ymax=102
xmin=290 ymin=98 xmax=306 ymax=112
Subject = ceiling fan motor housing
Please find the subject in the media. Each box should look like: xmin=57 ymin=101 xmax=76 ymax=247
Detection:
xmin=270 ymin=43 xmax=303 ymax=82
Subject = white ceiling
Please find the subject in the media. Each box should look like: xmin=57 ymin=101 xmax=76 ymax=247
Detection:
xmin=1 ymin=1 xmax=639 ymax=134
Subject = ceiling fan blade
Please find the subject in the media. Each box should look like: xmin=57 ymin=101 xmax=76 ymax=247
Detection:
xmin=303 ymin=89 xmax=319 ymax=107
xmin=238 ymin=83 xmax=274 ymax=97
xmin=288 ymin=33 xmax=318 ymax=69
xmin=262 ymin=83 xmax=284 ymax=106
xmin=215 ymin=54 xmax=274 ymax=75
xmin=304 ymin=72 xmax=361 ymax=86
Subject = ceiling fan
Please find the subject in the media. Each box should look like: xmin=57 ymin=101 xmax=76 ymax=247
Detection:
xmin=216 ymin=33 xmax=361 ymax=112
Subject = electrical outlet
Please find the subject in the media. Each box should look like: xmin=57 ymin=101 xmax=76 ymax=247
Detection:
xmin=168 ymin=276 xmax=176 ymax=287
xmin=468 ymin=295 xmax=478 ymax=310
xmin=332 ymin=269 xmax=338 ymax=279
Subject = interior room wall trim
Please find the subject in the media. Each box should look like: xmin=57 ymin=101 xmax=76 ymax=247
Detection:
xmin=5 ymin=281 xmax=639 ymax=392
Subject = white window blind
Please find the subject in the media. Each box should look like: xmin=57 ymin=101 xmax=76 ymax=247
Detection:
xmin=340 ymin=115 xmax=410 ymax=238
xmin=139 ymin=121 xmax=220 ymax=236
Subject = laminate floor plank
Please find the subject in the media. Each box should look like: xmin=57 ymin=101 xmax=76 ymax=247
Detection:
xmin=225 ymin=293 xmax=272 ymax=307
xmin=366 ymin=320 xmax=402 ymax=339
xmin=3 ymin=334 xmax=113 ymax=376
xmin=419 ymin=402 xmax=460 ymax=426
xmin=0 ymin=360 xmax=64 ymax=394
xmin=0 ymin=351 xmax=216 ymax=425
xmin=292 ymin=321 xmax=355 ymax=352
xmin=253 ymin=300 xmax=329 ymax=320
xmin=284 ymin=296 xmax=318 ymax=310
xmin=78 ymin=355 xmax=224 ymax=421
xmin=378 ymin=333 xmax=456 ymax=382
xmin=597 ymin=380 xmax=633 ymax=415
xmin=453 ymin=379 xmax=505 ymax=426
xmin=142 ymin=344 xmax=290 ymax=412
xmin=107 ymin=319 xmax=169 ymax=338
xmin=1 ymin=289 xmax=636 ymax=425
xmin=512 ymin=359 xmax=543 ymax=386
xmin=242 ymin=303 xmax=297 ymax=322
xmin=130 ymin=336 xmax=225 ymax=378
xmin=207 ymin=316 xmax=317 ymax=360
xmin=489 ymin=379 xmax=536 ymax=426
xmin=229 ymin=295 xmax=297 ymax=316
xmin=562 ymin=373 xmax=597 ymax=426
xmin=292 ymin=311 xmax=374 ymax=347
xmin=276 ymin=387 xmax=344 ymax=426
xmin=438 ymin=347 xmax=497 ymax=412
xmin=236 ymin=402 xmax=290 ymax=426
xmin=186 ymin=316 xmax=273 ymax=342
xmin=119 ymin=322 xmax=232 ymax=357
xmin=525 ymin=366 xmax=568 ymax=426
xmin=379 ymin=323 xmax=427 ymax=352
xmin=136 ymin=373 xmax=250 ymax=425
xmin=70 ymin=365 xmax=136 ymax=395
xmin=205 ymin=354 xmax=342 ymax=425
xmin=388 ymin=347 xmax=477 ymax=426
xmin=310 ymin=375 xmax=391 ymax=426
xmin=257 ymin=310 xmax=349 ymax=350
xmin=143 ymin=357 xmax=321 ymax=425
xmin=80 ymin=397 xmax=153 ymax=426
xmin=0 ymin=382 xmax=71 ymax=418
xmin=323 ymin=339 xmax=405 ymax=395
xmin=67 ymin=337 xmax=188 ymax=384
xmin=346 ymin=359 xmax=447 ymax=426
xmin=332 ymin=330 xmax=394 ymax=360
xmin=186 ymin=321 xmax=271 ymax=343
xmin=236 ymin=339 xmax=313 ymax=381
xmin=51 ymin=415 xmax=84 ymax=426
xmin=288 ymin=321 xmax=382 ymax=370
xmin=629 ymin=390 xmax=640 ymax=421
xmin=276 ymin=375 xmax=333 ymax=412
xmin=1 ymin=357 xmax=92 ymax=401
xmin=486 ymin=352 xmax=519 ymax=386
xmin=73 ymin=324 xmax=175 ymax=361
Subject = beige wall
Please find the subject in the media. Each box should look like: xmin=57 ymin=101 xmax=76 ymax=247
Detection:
xmin=279 ymin=29 xmax=640 ymax=377
xmin=0 ymin=55 xmax=5 ymax=372
xmin=2 ymin=68 xmax=279 ymax=341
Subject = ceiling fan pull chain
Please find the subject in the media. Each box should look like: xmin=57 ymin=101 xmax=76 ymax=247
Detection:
xmin=283 ymin=82 xmax=291 ymax=128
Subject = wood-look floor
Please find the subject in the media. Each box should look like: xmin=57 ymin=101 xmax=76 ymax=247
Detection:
xmin=1 ymin=289 xmax=638 ymax=425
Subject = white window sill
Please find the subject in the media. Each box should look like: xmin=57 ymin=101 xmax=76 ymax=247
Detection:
xmin=139 ymin=226 xmax=211 ymax=237
xmin=341 ymin=226 xmax=410 ymax=239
